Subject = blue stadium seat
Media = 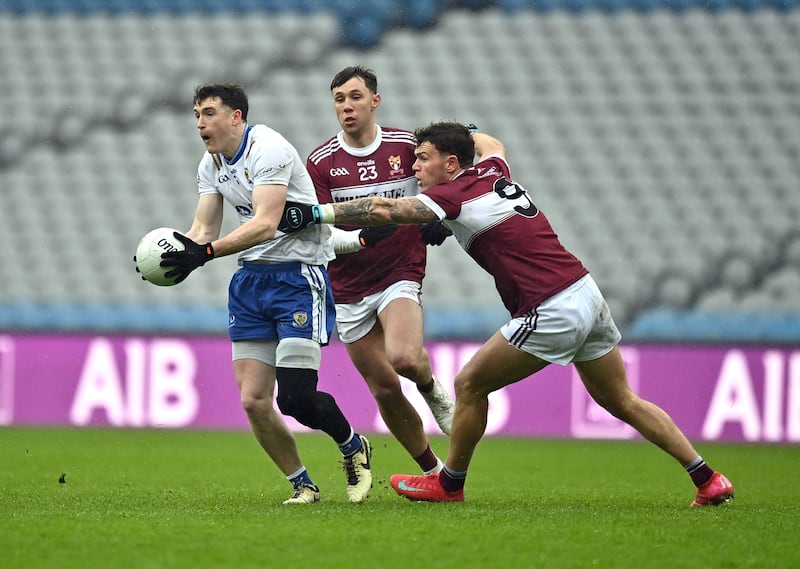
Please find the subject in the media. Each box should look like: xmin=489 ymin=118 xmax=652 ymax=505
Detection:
xmin=564 ymin=0 xmax=596 ymax=11
xmin=702 ymin=0 xmax=734 ymax=9
xmin=458 ymin=0 xmax=495 ymax=8
xmin=402 ymin=0 xmax=443 ymax=28
xmin=497 ymin=0 xmax=534 ymax=11
xmin=294 ymin=0 xmax=335 ymax=14
xmin=734 ymin=0 xmax=768 ymax=8
xmin=665 ymin=0 xmax=698 ymax=11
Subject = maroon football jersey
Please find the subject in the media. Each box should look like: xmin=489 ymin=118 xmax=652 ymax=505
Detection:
xmin=307 ymin=127 xmax=426 ymax=303
xmin=417 ymin=155 xmax=588 ymax=317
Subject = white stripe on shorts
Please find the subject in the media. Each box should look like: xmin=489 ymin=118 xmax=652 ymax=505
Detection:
xmin=300 ymin=263 xmax=330 ymax=345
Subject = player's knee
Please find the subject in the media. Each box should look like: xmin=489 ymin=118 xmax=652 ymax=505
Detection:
xmin=453 ymin=370 xmax=487 ymax=401
xmin=275 ymin=392 xmax=302 ymax=419
xmin=240 ymin=391 xmax=265 ymax=416
xmin=368 ymin=377 xmax=404 ymax=404
xmin=239 ymin=380 xmax=283 ymax=424
xmin=274 ymin=367 xmax=317 ymax=418
xmin=275 ymin=371 xmax=332 ymax=431
xmin=235 ymin=364 xmax=276 ymax=417
xmin=386 ymin=348 xmax=422 ymax=379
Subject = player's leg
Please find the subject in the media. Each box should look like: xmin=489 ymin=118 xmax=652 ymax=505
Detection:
xmin=447 ymin=332 xmax=548 ymax=471
xmin=378 ymin=296 xmax=430 ymax=383
xmin=574 ymin=349 xmax=734 ymax=505
xmin=400 ymin=280 xmax=594 ymax=501
xmin=571 ymin=275 xmax=700 ymax=463
xmin=228 ymin=267 xmax=319 ymax=504
xmin=232 ymin=346 xmax=320 ymax=504
xmin=575 ymin=347 xmax=700 ymax=463
xmin=345 ymin=326 xmax=439 ymax=472
xmin=377 ymin=287 xmax=454 ymax=434
xmin=273 ymin=337 xmax=350 ymax=439
xmin=391 ymin=331 xmax=547 ymax=501
xmin=270 ymin=264 xmax=357 ymax=443
xmin=337 ymin=285 xmax=444 ymax=470
xmin=272 ymin=264 xmax=372 ymax=502
xmin=572 ymin=275 xmax=733 ymax=506
xmin=234 ymin=356 xmax=305 ymax=475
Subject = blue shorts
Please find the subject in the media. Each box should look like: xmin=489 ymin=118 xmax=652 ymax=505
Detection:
xmin=228 ymin=261 xmax=335 ymax=345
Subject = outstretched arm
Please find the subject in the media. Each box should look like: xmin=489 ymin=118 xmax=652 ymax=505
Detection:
xmin=280 ymin=196 xmax=438 ymax=232
xmin=330 ymin=196 xmax=438 ymax=226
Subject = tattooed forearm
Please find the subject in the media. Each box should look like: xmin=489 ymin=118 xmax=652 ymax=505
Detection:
xmin=332 ymin=197 xmax=387 ymax=225
xmin=331 ymin=197 xmax=437 ymax=226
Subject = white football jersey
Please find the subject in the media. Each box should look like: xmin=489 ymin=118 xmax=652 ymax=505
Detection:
xmin=197 ymin=124 xmax=333 ymax=265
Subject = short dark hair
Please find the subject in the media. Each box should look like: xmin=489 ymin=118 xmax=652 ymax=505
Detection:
xmin=414 ymin=122 xmax=475 ymax=168
xmin=330 ymin=66 xmax=378 ymax=93
xmin=193 ymin=83 xmax=249 ymax=121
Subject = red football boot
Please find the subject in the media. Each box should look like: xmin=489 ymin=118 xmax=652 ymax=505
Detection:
xmin=390 ymin=473 xmax=464 ymax=502
xmin=691 ymin=471 xmax=734 ymax=507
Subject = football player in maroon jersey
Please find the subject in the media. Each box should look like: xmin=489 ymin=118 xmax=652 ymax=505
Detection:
xmin=306 ymin=67 xmax=454 ymax=476
xmin=281 ymin=122 xmax=733 ymax=507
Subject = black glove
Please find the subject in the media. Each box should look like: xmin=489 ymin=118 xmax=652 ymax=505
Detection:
xmin=279 ymin=201 xmax=322 ymax=234
xmin=358 ymin=224 xmax=398 ymax=248
xmin=159 ymin=232 xmax=214 ymax=284
xmin=420 ymin=221 xmax=452 ymax=246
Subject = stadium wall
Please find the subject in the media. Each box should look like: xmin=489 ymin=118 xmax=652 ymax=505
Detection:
xmin=2 ymin=332 xmax=798 ymax=444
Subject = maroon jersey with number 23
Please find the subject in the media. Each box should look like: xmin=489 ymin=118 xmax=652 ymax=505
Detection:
xmin=307 ymin=126 xmax=426 ymax=304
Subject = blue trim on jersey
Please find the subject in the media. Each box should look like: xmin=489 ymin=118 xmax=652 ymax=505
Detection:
xmin=225 ymin=124 xmax=253 ymax=166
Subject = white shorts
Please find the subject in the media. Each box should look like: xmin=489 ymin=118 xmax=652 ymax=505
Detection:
xmin=336 ymin=280 xmax=422 ymax=344
xmin=500 ymin=274 xmax=622 ymax=366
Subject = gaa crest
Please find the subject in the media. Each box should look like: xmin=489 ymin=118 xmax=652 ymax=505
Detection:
xmin=292 ymin=312 xmax=308 ymax=327
xmin=388 ymin=155 xmax=401 ymax=171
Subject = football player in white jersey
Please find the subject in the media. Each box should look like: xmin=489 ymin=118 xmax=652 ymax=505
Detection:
xmin=279 ymin=122 xmax=734 ymax=508
xmin=306 ymin=67 xmax=454 ymax=477
xmin=156 ymin=83 xmax=372 ymax=504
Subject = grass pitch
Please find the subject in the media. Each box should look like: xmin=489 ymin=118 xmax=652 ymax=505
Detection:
xmin=1 ymin=427 xmax=797 ymax=569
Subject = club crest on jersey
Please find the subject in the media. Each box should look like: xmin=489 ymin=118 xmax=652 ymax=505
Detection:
xmin=388 ymin=155 xmax=405 ymax=177
xmin=292 ymin=312 xmax=308 ymax=328
xmin=244 ymin=168 xmax=251 ymax=183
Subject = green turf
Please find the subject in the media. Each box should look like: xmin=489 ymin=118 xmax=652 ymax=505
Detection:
xmin=0 ymin=427 xmax=797 ymax=569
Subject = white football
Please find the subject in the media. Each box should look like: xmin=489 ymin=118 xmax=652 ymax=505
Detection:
xmin=135 ymin=227 xmax=185 ymax=286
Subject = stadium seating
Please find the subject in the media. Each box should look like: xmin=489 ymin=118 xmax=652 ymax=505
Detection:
xmin=0 ymin=2 xmax=798 ymax=342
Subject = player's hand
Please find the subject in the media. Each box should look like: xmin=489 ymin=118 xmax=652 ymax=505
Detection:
xmin=420 ymin=221 xmax=452 ymax=246
xmin=279 ymin=201 xmax=322 ymax=233
xmin=358 ymin=224 xmax=398 ymax=248
xmin=159 ymin=232 xmax=214 ymax=284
